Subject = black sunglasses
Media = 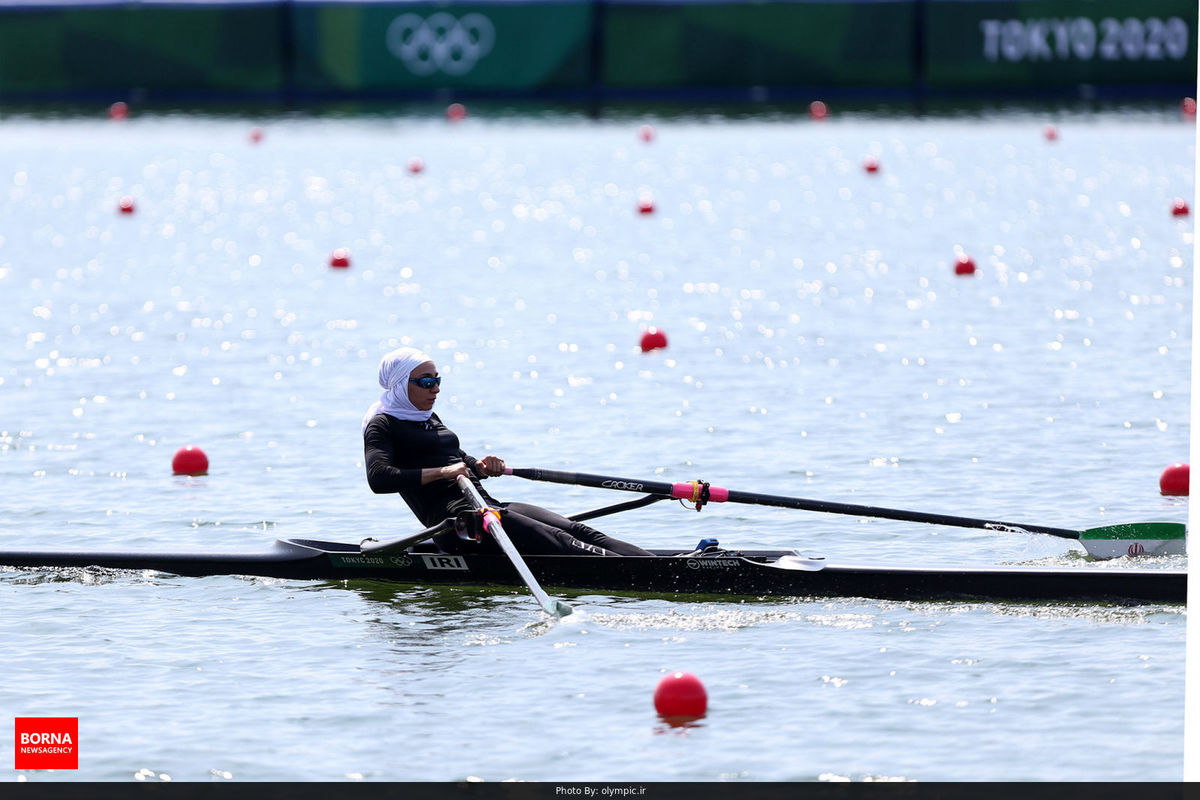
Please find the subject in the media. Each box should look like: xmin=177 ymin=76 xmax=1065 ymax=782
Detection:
xmin=409 ymin=376 xmax=441 ymax=389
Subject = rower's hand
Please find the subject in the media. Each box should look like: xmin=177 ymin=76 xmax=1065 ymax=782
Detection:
xmin=438 ymin=463 xmax=472 ymax=482
xmin=476 ymin=455 xmax=506 ymax=477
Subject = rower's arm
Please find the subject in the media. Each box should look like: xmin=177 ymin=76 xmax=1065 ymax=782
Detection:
xmin=419 ymin=464 xmax=471 ymax=485
xmin=363 ymin=421 xmax=423 ymax=494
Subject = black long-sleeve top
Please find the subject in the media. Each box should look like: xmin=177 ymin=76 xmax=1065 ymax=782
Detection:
xmin=363 ymin=412 xmax=498 ymax=527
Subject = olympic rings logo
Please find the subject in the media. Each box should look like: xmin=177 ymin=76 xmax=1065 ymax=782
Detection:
xmin=386 ymin=13 xmax=496 ymax=76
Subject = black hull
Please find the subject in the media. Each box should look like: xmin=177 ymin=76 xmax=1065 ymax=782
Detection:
xmin=0 ymin=538 xmax=1185 ymax=604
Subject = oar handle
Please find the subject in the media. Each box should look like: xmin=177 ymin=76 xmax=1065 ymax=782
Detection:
xmin=504 ymin=467 xmax=1082 ymax=541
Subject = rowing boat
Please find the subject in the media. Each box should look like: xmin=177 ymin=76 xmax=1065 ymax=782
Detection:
xmin=0 ymin=538 xmax=1183 ymax=604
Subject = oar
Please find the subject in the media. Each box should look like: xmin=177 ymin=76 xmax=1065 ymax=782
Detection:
xmin=504 ymin=467 xmax=1185 ymax=559
xmin=456 ymin=475 xmax=572 ymax=617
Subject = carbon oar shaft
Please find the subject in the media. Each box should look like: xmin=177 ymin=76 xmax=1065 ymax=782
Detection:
xmin=505 ymin=467 xmax=1082 ymax=541
xmin=457 ymin=475 xmax=571 ymax=617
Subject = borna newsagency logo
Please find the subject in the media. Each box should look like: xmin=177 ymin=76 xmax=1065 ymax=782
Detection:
xmin=14 ymin=717 xmax=78 ymax=770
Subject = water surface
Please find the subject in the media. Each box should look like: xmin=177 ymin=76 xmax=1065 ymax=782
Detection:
xmin=0 ymin=111 xmax=1191 ymax=781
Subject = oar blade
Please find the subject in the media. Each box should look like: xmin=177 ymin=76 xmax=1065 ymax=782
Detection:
xmin=1077 ymin=522 xmax=1186 ymax=559
xmin=547 ymin=599 xmax=573 ymax=618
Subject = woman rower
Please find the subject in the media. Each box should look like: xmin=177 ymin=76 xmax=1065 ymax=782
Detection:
xmin=363 ymin=346 xmax=653 ymax=557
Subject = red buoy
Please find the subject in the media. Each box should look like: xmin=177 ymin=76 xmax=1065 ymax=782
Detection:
xmin=1183 ymin=97 xmax=1197 ymax=119
xmin=1043 ymin=124 xmax=1059 ymax=141
xmin=1171 ymin=198 xmax=1189 ymax=217
xmin=637 ymin=197 xmax=655 ymax=215
xmin=446 ymin=103 xmax=467 ymax=122
xmin=638 ymin=124 xmax=656 ymax=143
xmin=1160 ymin=463 xmax=1189 ymax=496
xmin=408 ymin=157 xmax=424 ymax=174
xmin=654 ymin=672 xmax=707 ymax=718
xmin=954 ymin=254 xmax=976 ymax=276
xmin=862 ymin=156 xmax=879 ymax=173
xmin=640 ymin=327 xmax=668 ymax=352
xmin=118 ymin=196 xmax=136 ymax=215
xmin=108 ymin=101 xmax=129 ymax=120
xmin=330 ymin=248 xmax=351 ymax=268
xmin=809 ymin=101 xmax=828 ymax=121
xmin=172 ymin=445 xmax=209 ymax=476
xmin=249 ymin=127 xmax=264 ymax=144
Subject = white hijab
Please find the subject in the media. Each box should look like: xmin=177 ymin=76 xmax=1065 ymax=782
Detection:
xmin=362 ymin=346 xmax=435 ymax=432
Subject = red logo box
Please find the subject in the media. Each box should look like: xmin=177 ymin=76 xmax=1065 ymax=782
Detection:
xmin=14 ymin=718 xmax=78 ymax=770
